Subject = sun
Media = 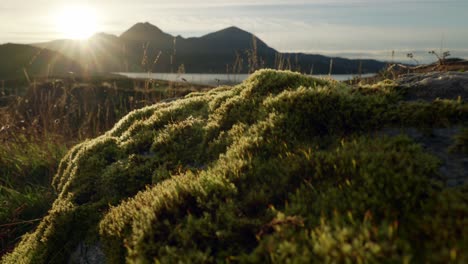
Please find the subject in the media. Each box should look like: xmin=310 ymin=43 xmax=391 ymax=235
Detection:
xmin=55 ymin=6 xmax=98 ymax=39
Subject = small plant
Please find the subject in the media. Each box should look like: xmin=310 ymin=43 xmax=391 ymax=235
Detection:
xmin=449 ymin=129 xmax=468 ymax=154
xmin=246 ymin=35 xmax=259 ymax=73
xmin=429 ymin=50 xmax=451 ymax=65
xmin=406 ymin=53 xmax=419 ymax=65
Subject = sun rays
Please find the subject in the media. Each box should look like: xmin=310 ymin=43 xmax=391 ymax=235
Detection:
xmin=55 ymin=5 xmax=98 ymax=40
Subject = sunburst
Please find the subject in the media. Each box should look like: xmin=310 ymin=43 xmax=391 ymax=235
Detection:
xmin=55 ymin=6 xmax=98 ymax=39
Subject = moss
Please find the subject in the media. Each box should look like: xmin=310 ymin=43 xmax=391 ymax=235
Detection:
xmin=405 ymin=185 xmax=468 ymax=263
xmin=392 ymin=99 xmax=468 ymax=128
xmin=3 ymin=69 xmax=468 ymax=263
xmin=246 ymin=212 xmax=412 ymax=264
xmin=450 ymin=128 xmax=468 ymax=154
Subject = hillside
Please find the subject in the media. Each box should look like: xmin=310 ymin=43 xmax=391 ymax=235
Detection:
xmin=0 ymin=44 xmax=82 ymax=80
xmin=33 ymin=22 xmax=387 ymax=74
xmin=2 ymin=70 xmax=467 ymax=263
xmin=32 ymin=34 xmax=126 ymax=73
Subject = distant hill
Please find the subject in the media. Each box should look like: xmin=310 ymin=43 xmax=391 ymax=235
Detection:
xmin=31 ymin=22 xmax=387 ymax=74
xmin=33 ymin=34 xmax=125 ymax=73
xmin=0 ymin=43 xmax=82 ymax=80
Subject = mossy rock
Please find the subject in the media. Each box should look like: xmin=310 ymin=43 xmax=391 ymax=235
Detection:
xmin=3 ymin=70 xmax=468 ymax=263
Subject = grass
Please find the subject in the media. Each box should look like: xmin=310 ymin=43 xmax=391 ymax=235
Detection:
xmin=1 ymin=69 xmax=467 ymax=263
xmin=6 ymin=77 xmax=207 ymax=140
xmin=0 ymin=76 xmax=208 ymax=257
xmin=0 ymin=133 xmax=67 ymax=255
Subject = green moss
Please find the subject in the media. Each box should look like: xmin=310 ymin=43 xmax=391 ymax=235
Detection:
xmin=247 ymin=212 xmax=412 ymax=264
xmin=405 ymin=185 xmax=468 ymax=263
xmin=392 ymin=99 xmax=468 ymax=128
xmin=450 ymin=128 xmax=468 ymax=154
xmin=3 ymin=69 xmax=468 ymax=263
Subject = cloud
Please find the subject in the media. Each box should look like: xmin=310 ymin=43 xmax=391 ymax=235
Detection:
xmin=1 ymin=0 xmax=467 ymax=63
xmin=307 ymin=49 xmax=468 ymax=64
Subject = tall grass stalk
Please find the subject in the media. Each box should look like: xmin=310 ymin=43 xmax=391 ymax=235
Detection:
xmin=22 ymin=68 xmax=31 ymax=85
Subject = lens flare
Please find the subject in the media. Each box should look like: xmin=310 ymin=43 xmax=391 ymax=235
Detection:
xmin=55 ymin=6 xmax=98 ymax=39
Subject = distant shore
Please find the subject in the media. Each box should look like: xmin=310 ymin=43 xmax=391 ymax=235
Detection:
xmin=114 ymin=72 xmax=377 ymax=86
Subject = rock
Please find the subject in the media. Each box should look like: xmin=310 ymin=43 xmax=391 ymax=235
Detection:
xmin=3 ymin=70 xmax=467 ymax=264
xmin=68 ymin=242 xmax=106 ymax=264
xmin=397 ymin=71 xmax=468 ymax=101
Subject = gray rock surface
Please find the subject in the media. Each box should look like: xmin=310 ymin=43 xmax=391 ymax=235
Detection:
xmin=397 ymin=71 xmax=468 ymax=101
xmin=374 ymin=72 xmax=468 ymax=186
xmin=68 ymin=241 xmax=106 ymax=264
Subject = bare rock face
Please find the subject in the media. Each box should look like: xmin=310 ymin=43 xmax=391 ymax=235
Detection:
xmin=397 ymin=71 xmax=468 ymax=101
xmin=384 ymin=72 xmax=468 ymax=186
xmin=68 ymin=242 xmax=106 ymax=264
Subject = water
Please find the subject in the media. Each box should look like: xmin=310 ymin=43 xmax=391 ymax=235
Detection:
xmin=115 ymin=72 xmax=375 ymax=86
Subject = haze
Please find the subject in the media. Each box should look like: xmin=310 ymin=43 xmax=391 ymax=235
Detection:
xmin=1 ymin=0 xmax=467 ymax=63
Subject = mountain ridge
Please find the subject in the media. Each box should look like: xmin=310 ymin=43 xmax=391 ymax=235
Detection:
xmin=0 ymin=43 xmax=82 ymax=80
xmin=16 ymin=22 xmax=388 ymax=75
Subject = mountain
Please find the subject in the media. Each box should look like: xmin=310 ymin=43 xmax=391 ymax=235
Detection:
xmin=120 ymin=22 xmax=173 ymax=44
xmin=0 ymin=43 xmax=82 ymax=80
xmin=34 ymin=33 xmax=125 ymax=73
xmin=30 ymin=22 xmax=387 ymax=74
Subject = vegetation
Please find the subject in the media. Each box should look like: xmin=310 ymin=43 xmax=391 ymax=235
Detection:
xmin=0 ymin=77 xmax=207 ymax=256
xmin=450 ymin=128 xmax=468 ymax=155
xmin=5 ymin=77 xmax=207 ymax=140
xmin=1 ymin=70 xmax=467 ymax=263
xmin=0 ymin=134 xmax=66 ymax=255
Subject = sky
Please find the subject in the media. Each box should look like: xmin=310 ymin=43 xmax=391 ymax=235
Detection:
xmin=1 ymin=0 xmax=467 ymax=63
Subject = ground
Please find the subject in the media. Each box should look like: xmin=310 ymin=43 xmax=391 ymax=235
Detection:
xmin=2 ymin=70 xmax=467 ymax=263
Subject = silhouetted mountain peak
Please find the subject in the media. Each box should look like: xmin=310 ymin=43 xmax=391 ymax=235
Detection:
xmin=132 ymin=22 xmax=163 ymax=32
xmin=91 ymin=32 xmax=120 ymax=41
xmin=223 ymin=26 xmax=248 ymax=33
xmin=24 ymin=23 xmax=387 ymax=74
xmin=203 ymin=26 xmax=253 ymax=39
xmin=120 ymin=22 xmax=169 ymax=40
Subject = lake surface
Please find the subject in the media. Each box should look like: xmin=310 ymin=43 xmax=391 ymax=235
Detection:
xmin=115 ymin=72 xmax=376 ymax=86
